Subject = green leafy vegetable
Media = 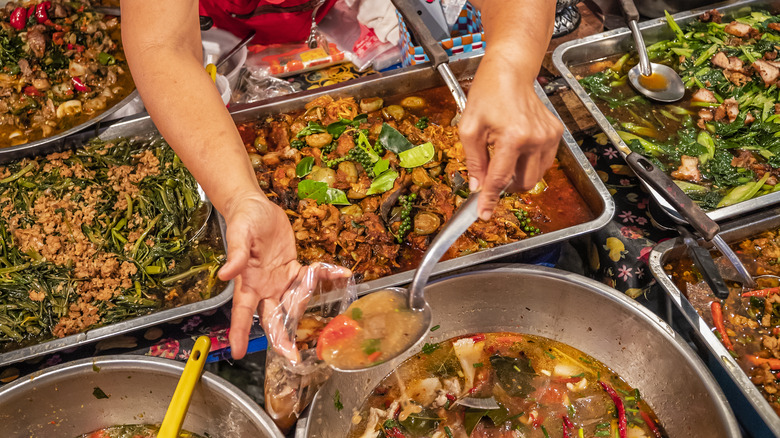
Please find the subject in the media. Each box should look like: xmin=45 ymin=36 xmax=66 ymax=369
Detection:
xmin=92 ymin=387 xmax=109 ymax=399
xmin=373 ymin=159 xmax=390 ymax=176
xmin=98 ymin=52 xmax=116 ymax=66
xmin=326 ymin=114 xmax=367 ymax=138
xmin=366 ymin=169 xmax=398 ymax=195
xmin=333 ymin=390 xmax=343 ymax=411
xmin=297 ymin=180 xmax=350 ymax=205
xmin=491 ymin=354 xmax=536 ymax=397
xmin=399 ymin=142 xmax=435 ymax=168
xmin=357 ymin=131 xmax=380 ymax=164
xmin=399 ymin=407 xmax=441 ymax=435
xmin=362 ymin=338 xmax=381 ymax=355
xmin=295 ymin=156 xmax=315 ymax=178
xmin=296 ymin=122 xmax=326 ymax=137
xmin=421 ymin=342 xmax=439 ymax=355
xmin=378 ymin=123 xmax=414 ymax=154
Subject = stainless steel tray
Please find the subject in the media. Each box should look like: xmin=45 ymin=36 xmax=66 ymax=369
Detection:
xmin=225 ymin=54 xmax=615 ymax=295
xmin=553 ymin=0 xmax=780 ymax=224
xmin=650 ymin=207 xmax=780 ymax=437
xmin=0 ymin=130 xmax=234 ymax=368
xmin=0 ymin=89 xmax=140 ymax=164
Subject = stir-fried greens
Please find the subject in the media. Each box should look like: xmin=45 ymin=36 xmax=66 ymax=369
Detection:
xmin=0 ymin=136 xmax=224 ymax=352
xmin=347 ymin=332 xmax=666 ymax=438
xmin=579 ymin=8 xmax=780 ymax=209
xmin=667 ymin=227 xmax=780 ymax=417
xmin=238 ymin=87 xmax=593 ymax=282
xmin=0 ymin=0 xmax=134 ymax=147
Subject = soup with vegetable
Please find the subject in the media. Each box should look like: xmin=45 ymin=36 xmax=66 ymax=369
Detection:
xmin=348 ymin=332 xmax=666 ymax=438
xmin=79 ymin=425 xmax=204 ymax=438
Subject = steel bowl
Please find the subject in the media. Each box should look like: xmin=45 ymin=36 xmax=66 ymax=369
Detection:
xmin=298 ymin=265 xmax=741 ymax=437
xmin=0 ymin=355 xmax=284 ymax=438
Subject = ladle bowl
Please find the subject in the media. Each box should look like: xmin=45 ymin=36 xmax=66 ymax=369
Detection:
xmin=628 ymin=63 xmax=686 ymax=102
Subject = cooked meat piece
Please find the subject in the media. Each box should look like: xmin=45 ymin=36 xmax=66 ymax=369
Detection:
xmin=731 ymin=149 xmax=757 ymax=169
xmin=722 ymin=98 xmax=740 ymax=123
xmin=711 ymin=52 xmax=731 ymax=69
xmin=713 ymin=104 xmax=727 ymax=122
xmin=268 ymin=122 xmax=291 ymax=150
xmin=692 ymin=88 xmax=717 ymax=103
xmin=0 ymin=101 xmax=8 ymax=115
xmin=725 ymin=21 xmax=753 ymax=38
xmin=746 ymin=112 xmax=756 ymax=124
xmin=18 ymin=59 xmax=32 ymax=78
xmin=752 ymin=60 xmax=780 ymax=86
xmin=770 ymin=22 xmax=780 ymax=32
xmin=700 ymin=9 xmax=723 ymax=23
xmin=26 ymin=27 xmax=46 ymax=58
xmin=335 ymin=133 xmax=354 ymax=156
xmin=724 ymin=70 xmax=751 ymax=86
xmin=670 ymin=155 xmax=702 ymax=183
xmin=766 ymin=50 xmax=779 ymax=60
xmin=697 ymin=109 xmax=714 ymax=129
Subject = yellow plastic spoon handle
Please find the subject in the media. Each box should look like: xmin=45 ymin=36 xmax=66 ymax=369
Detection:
xmin=205 ymin=63 xmax=217 ymax=83
xmin=157 ymin=336 xmax=212 ymax=438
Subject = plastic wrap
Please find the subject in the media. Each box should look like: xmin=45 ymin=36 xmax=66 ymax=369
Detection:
xmin=262 ymin=263 xmax=355 ymax=433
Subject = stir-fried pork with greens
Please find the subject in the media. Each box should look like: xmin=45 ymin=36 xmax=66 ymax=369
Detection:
xmin=578 ymin=8 xmax=780 ymax=210
xmin=0 ymin=0 xmax=134 ymax=147
xmin=237 ymin=87 xmax=593 ymax=282
xmin=346 ymin=332 xmax=666 ymax=438
xmin=0 ymin=136 xmax=224 ymax=352
xmin=667 ymin=227 xmax=780 ymax=416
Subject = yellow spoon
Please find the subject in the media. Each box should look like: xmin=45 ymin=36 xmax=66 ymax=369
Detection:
xmin=157 ymin=336 xmax=211 ymax=438
xmin=205 ymin=63 xmax=217 ymax=83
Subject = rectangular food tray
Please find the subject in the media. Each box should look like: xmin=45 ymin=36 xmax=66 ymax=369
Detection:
xmin=0 ymin=125 xmax=235 ymax=368
xmin=552 ymin=0 xmax=780 ymax=224
xmin=650 ymin=207 xmax=780 ymax=436
xmin=225 ymin=54 xmax=615 ymax=295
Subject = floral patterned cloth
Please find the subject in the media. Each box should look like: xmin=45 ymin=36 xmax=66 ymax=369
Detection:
xmin=579 ymin=134 xmax=678 ymax=298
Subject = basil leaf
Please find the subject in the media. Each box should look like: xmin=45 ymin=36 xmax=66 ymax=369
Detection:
xmin=399 ymin=142 xmax=435 ymax=168
xmin=373 ymin=159 xmax=389 ymax=176
xmin=326 ymin=114 xmax=368 ymax=138
xmin=366 ymin=169 xmax=398 ymax=195
xmin=297 ymin=180 xmax=350 ymax=205
xmin=357 ymin=131 xmax=380 ymax=163
xmin=296 ymin=121 xmax=326 ymax=138
xmin=378 ymin=123 xmax=414 ymax=154
xmin=296 ymin=156 xmax=315 ymax=178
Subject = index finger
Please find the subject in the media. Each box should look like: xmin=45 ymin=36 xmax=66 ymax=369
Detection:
xmin=478 ymin=138 xmax=523 ymax=220
xmin=228 ymin=276 xmax=257 ymax=360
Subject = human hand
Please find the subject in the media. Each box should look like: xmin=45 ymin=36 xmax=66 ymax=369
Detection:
xmin=217 ymin=192 xmax=349 ymax=361
xmin=458 ymin=51 xmax=564 ymax=220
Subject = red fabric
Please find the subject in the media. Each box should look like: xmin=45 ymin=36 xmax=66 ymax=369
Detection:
xmin=199 ymin=0 xmax=338 ymax=44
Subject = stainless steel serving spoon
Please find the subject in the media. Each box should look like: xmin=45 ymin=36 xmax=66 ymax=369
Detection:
xmin=619 ymin=0 xmax=685 ymax=102
xmin=185 ymin=184 xmax=212 ymax=244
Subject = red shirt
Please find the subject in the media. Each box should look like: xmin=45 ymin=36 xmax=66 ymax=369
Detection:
xmin=199 ymin=0 xmax=338 ymax=44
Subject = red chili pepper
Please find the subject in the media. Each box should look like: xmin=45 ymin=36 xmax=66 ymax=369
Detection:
xmin=43 ymin=18 xmax=61 ymax=30
xmin=71 ymin=77 xmax=91 ymax=93
xmin=9 ymin=7 xmax=27 ymax=30
xmin=75 ymin=45 xmax=84 ymax=53
xmin=470 ymin=334 xmax=486 ymax=342
xmin=366 ymin=351 xmax=381 ymax=363
xmin=640 ymin=411 xmax=663 ymax=438
xmin=35 ymin=1 xmax=50 ymax=24
xmin=773 ymin=327 xmax=780 ymax=336
xmin=747 ymin=355 xmax=780 ymax=370
xmin=67 ymin=43 xmax=73 ymax=50
xmin=742 ymin=287 xmax=780 ymax=298
xmin=23 ymin=86 xmax=42 ymax=97
xmin=562 ymin=415 xmax=575 ymax=438
xmin=599 ymin=381 xmax=627 ymax=438
xmin=711 ymin=301 xmax=734 ymax=351
xmin=51 ymin=31 xmax=64 ymax=45
xmin=384 ymin=427 xmax=405 ymax=438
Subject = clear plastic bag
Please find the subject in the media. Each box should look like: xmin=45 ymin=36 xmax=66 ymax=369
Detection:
xmin=262 ymin=263 xmax=355 ymax=432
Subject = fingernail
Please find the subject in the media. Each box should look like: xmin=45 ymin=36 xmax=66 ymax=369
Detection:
xmin=469 ymin=176 xmax=480 ymax=192
xmin=479 ymin=209 xmax=491 ymax=221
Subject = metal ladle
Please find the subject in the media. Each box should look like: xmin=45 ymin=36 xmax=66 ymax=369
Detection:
xmin=619 ymin=0 xmax=685 ymax=102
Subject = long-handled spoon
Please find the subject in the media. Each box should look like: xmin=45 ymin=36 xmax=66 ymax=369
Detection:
xmin=619 ymin=0 xmax=685 ymax=102
xmin=157 ymin=336 xmax=211 ymax=438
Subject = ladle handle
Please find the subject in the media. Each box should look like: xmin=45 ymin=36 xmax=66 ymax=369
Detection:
xmin=408 ymin=192 xmax=480 ymax=310
xmin=391 ymin=0 xmax=449 ymax=69
xmin=625 ymin=153 xmax=719 ymax=240
xmin=158 ymin=336 xmax=211 ymax=438
xmin=629 ymin=21 xmax=653 ymax=77
xmin=618 ymin=0 xmax=639 ymax=23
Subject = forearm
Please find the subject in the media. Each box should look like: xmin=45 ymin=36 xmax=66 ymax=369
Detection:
xmin=472 ymin=0 xmax=556 ymax=84
xmin=121 ymin=1 xmax=264 ymax=218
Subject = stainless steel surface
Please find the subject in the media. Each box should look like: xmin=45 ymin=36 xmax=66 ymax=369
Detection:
xmin=409 ymin=191 xmax=479 ymax=311
xmin=0 ymin=128 xmax=234 ymax=368
xmin=628 ymin=20 xmax=652 ymax=76
xmin=628 ymin=63 xmax=686 ymax=102
xmin=225 ymin=54 xmax=614 ymax=296
xmin=216 ymin=31 xmax=256 ymax=69
xmin=0 ymin=355 xmax=283 ymax=438
xmin=650 ymin=206 xmax=780 ymax=436
xmin=436 ymin=63 xmax=467 ymax=113
xmin=711 ymin=234 xmax=756 ymax=288
xmin=552 ymin=0 xmax=780 ymax=223
xmin=299 ymin=265 xmax=741 ymax=437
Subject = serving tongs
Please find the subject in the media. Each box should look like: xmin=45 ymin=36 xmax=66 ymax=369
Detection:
xmin=677 ymin=226 xmax=730 ymax=299
xmin=390 ymin=0 xmax=467 ymax=117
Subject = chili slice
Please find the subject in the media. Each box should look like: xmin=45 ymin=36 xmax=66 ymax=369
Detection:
xmin=741 ymin=287 xmax=780 ymax=298
xmin=562 ymin=414 xmax=575 ymax=438
xmin=711 ymin=301 xmax=734 ymax=351
xmin=640 ymin=410 xmax=662 ymax=438
xmin=598 ymin=381 xmax=627 ymax=438
xmin=746 ymin=355 xmax=780 ymax=370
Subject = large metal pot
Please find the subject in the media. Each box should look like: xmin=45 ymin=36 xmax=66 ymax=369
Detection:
xmin=299 ymin=265 xmax=741 ymax=437
xmin=0 ymin=355 xmax=284 ymax=438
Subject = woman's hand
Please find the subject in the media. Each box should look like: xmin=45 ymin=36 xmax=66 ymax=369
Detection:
xmin=217 ymin=192 xmax=349 ymax=361
xmin=458 ymin=50 xmax=563 ymax=221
